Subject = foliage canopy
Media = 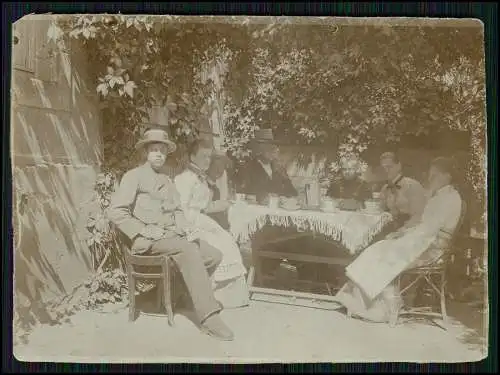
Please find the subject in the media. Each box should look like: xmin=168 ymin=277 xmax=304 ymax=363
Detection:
xmin=49 ymin=15 xmax=486 ymax=219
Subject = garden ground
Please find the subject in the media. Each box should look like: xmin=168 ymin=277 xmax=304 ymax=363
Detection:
xmin=14 ymin=292 xmax=487 ymax=363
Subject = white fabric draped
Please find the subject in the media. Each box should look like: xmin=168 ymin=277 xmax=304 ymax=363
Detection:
xmin=174 ymin=170 xmax=246 ymax=282
xmin=345 ymin=184 xmax=462 ymax=300
xmin=228 ymin=203 xmax=393 ymax=254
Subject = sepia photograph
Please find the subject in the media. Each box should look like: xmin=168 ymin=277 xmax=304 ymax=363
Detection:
xmin=11 ymin=15 xmax=488 ymax=363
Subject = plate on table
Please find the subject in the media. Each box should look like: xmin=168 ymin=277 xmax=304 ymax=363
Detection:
xmin=320 ymin=207 xmax=339 ymax=213
xmin=281 ymin=204 xmax=301 ymax=211
xmin=320 ymin=199 xmax=339 ymax=213
xmin=245 ymin=195 xmax=258 ymax=204
xmin=300 ymin=204 xmax=321 ymax=212
xmin=230 ymin=199 xmax=248 ymax=206
xmin=280 ymin=197 xmax=301 ymax=211
xmin=361 ymin=208 xmax=382 ymax=215
xmin=338 ymin=199 xmax=362 ymax=211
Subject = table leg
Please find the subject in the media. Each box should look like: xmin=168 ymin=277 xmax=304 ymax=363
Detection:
xmin=252 ymin=251 xmax=264 ymax=287
xmin=247 ymin=266 xmax=255 ymax=295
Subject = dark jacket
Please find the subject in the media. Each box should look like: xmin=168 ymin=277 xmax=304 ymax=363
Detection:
xmin=327 ymin=177 xmax=372 ymax=207
xmin=206 ymin=182 xmax=230 ymax=230
xmin=233 ymin=158 xmax=297 ymax=204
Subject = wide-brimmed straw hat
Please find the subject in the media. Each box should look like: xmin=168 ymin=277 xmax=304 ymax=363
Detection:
xmin=135 ymin=128 xmax=177 ymax=154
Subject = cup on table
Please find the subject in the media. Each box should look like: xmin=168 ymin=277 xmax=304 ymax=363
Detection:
xmin=321 ymin=197 xmax=337 ymax=212
xmin=372 ymin=192 xmax=381 ymax=200
xmin=245 ymin=194 xmax=257 ymax=204
xmin=235 ymin=193 xmax=246 ymax=202
xmin=268 ymin=194 xmax=280 ymax=209
xmin=364 ymin=199 xmax=381 ymax=213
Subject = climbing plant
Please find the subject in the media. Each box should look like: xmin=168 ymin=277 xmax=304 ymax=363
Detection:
xmin=49 ymin=16 xmax=487 ymax=223
xmin=48 ymin=15 xmax=246 ymax=175
xmin=221 ymin=22 xmax=486 ymax=219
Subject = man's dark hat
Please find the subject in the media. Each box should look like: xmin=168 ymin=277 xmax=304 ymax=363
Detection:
xmin=252 ymin=128 xmax=275 ymax=144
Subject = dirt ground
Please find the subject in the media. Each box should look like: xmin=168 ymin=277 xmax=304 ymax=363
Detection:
xmin=14 ymin=296 xmax=487 ymax=364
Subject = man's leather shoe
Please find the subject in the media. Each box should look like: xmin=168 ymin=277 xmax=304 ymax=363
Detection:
xmin=201 ymin=314 xmax=234 ymax=341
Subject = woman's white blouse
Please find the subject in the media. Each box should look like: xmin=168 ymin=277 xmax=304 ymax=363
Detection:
xmin=175 ymin=169 xmax=213 ymax=218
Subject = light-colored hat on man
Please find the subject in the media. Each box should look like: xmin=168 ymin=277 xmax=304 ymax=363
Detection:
xmin=135 ymin=128 xmax=177 ymax=154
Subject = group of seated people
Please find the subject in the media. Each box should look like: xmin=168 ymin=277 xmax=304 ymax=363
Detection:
xmin=109 ymin=127 xmax=464 ymax=341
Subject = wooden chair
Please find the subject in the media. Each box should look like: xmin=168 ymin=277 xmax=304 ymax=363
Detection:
xmin=391 ymin=199 xmax=467 ymax=328
xmin=117 ymin=232 xmax=175 ymax=325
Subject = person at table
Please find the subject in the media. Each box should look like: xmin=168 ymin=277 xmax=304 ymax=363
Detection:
xmin=205 ymin=150 xmax=234 ymax=230
xmin=327 ymin=154 xmax=372 ymax=210
xmin=232 ymin=128 xmax=297 ymax=204
xmin=174 ymin=138 xmax=250 ymax=310
xmin=108 ymin=128 xmax=234 ymax=341
xmin=232 ymin=129 xmax=304 ymax=283
xmin=334 ymin=156 xmax=463 ymax=323
xmin=378 ymin=151 xmax=427 ymax=231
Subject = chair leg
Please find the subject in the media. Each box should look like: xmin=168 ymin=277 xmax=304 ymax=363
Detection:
xmin=440 ymin=272 xmax=449 ymax=327
xmin=162 ymin=259 xmax=174 ymax=326
xmin=127 ymin=274 xmax=137 ymax=322
xmin=389 ymin=277 xmax=401 ymax=327
xmin=389 ymin=295 xmax=401 ymax=328
xmin=156 ymin=281 xmax=163 ymax=313
xmin=389 ymin=310 xmax=399 ymax=327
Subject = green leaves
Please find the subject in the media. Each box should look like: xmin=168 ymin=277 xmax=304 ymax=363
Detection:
xmin=47 ymin=21 xmax=64 ymax=43
xmin=123 ymin=80 xmax=137 ymax=98
xmin=108 ymin=74 xmax=124 ymax=89
xmin=56 ymin=17 xmax=485 ymax=211
xmin=96 ymin=82 xmax=109 ymax=97
xmin=96 ymin=66 xmax=138 ymax=99
xmin=84 ymin=171 xmax=123 ymax=272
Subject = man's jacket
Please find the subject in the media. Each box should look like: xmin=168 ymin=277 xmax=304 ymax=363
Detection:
xmin=108 ymin=163 xmax=181 ymax=253
xmin=232 ymin=158 xmax=297 ymax=204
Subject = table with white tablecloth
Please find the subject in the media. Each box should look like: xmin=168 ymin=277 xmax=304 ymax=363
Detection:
xmin=228 ymin=203 xmax=393 ymax=255
xmin=227 ymin=203 xmax=393 ymax=309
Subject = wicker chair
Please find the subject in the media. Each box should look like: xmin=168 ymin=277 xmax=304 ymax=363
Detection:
xmin=390 ymin=199 xmax=467 ymax=328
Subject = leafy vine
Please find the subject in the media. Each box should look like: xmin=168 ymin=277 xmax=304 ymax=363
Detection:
xmin=48 ymin=16 xmax=486 ymax=227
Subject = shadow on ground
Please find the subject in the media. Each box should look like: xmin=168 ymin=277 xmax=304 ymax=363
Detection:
xmin=134 ymin=285 xmax=200 ymax=328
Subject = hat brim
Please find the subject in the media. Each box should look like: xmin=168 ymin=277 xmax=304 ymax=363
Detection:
xmin=251 ymin=138 xmax=278 ymax=144
xmin=250 ymin=139 xmax=281 ymax=148
xmin=135 ymin=139 xmax=177 ymax=154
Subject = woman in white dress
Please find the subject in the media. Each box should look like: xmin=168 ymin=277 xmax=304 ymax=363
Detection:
xmin=334 ymin=157 xmax=463 ymax=323
xmin=174 ymin=139 xmax=250 ymax=309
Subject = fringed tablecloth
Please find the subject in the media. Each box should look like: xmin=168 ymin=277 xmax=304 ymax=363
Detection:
xmin=228 ymin=203 xmax=393 ymax=254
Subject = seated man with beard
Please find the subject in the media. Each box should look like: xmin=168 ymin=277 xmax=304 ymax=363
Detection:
xmin=327 ymin=154 xmax=372 ymax=211
xmin=232 ymin=128 xmax=297 ymax=204
xmin=232 ymin=129 xmax=302 ymax=285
